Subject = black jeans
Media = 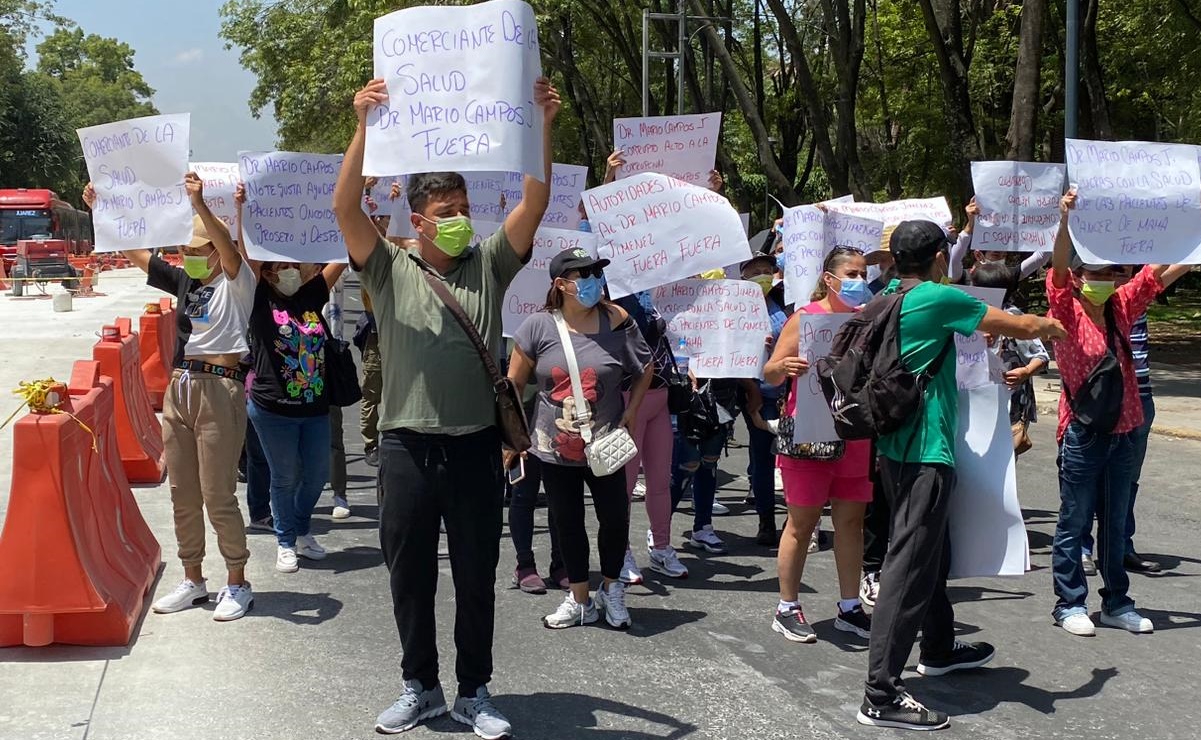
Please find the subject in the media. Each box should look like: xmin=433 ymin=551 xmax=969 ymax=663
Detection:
xmin=862 ymin=462 xmax=891 ymax=574
xmin=865 ymin=457 xmax=956 ymax=705
xmin=379 ymin=427 xmax=504 ymax=698
xmin=541 ymin=462 xmax=630 ymax=584
xmin=508 ymin=455 xmax=564 ymax=572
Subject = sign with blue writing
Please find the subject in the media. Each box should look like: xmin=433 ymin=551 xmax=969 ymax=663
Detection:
xmin=238 ymin=151 xmax=347 ymax=264
xmin=365 ymin=0 xmax=545 ymax=179
xmin=77 ymin=113 xmax=191 ymax=252
xmin=971 ymin=161 xmax=1066 ymax=252
xmin=190 ymin=162 xmax=240 ymax=235
xmin=612 ymin=113 xmax=721 ymax=186
xmin=780 ymin=206 xmax=883 ymax=305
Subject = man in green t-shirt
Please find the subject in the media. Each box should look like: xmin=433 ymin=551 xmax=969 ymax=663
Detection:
xmin=858 ymin=220 xmax=1065 ymax=732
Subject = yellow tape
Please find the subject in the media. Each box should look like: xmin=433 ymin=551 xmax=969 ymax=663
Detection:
xmin=1 ymin=379 xmax=99 ymax=451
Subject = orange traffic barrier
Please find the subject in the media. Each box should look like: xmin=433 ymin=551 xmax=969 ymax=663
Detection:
xmin=92 ymin=318 xmax=166 ymax=483
xmin=0 ymin=361 xmax=162 ymax=647
xmin=138 ymin=301 xmax=177 ymax=411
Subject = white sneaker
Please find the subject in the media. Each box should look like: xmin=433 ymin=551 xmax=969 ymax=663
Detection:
xmin=151 ymin=578 xmax=208 ymax=614
xmin=213 ymin=582 xmax=254 ymax=621
xmin=296 ymin=534 xmax=327 ymax=560
xmin=711 ymin=501 xmax=730 ymax=515
xmin=808 ymin=523 xmax=821 ymax=554
xmin=1099 ymin=609 xmax=1153 ymax=634
xmin=332 ymin=496 xmax=351 ymax=519
xmin=619 ymin=548 xmax=643 ymax=585
xmin=276 ymin=545 xmax=300 ymax=573
xmin=632 ymin=479 xmax=646 ymax=500
xmin=543 ymin=594 xmax=598 ymax=629
xmin=688 ymin=525 xmax=728 ymax=554
xmin=774 ymin=469 xmax=784 ymax=491
xmin=1057 ymin=612 xmax=1096 ymax=636
xmin=645 ymin=528 xmax=655 ymax=555
xmin=859 ymin=572 xmax=880 ymax=608
xmin=648 ymin=546 xmax=689 ymax=578
xmin=596 ymin=581 xmax=632 ymax=629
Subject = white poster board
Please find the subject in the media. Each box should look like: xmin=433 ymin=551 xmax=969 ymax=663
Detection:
xmin=583 ymin=173 xmax=751 ymax=299
xmin=238 ymin=151 xmax=347 ymax=263
xmin=500 ymin=224 xmax=597 ymax=336
xmin=791 ymin=312 xmax=853 ymax=443
xmin=971 ymin=161 xmax=1066 ymax=252
xmin=1066 ymin=138 xmax=1201 ymax=264
xmin=953 ymin=285 xmax=1005 ymax=391
xmin=825 ymin=209 xmax=885 ymax=253
xmin=366 ymin=0 xmax=545 ymax=178
xmin=825 ymin=196 xmax=953 ymax=228
xmin=613 ymin=113 xmax=721 ymax=186
xmin=78 ymin=113 xmax=191 ymax=252
xmin=651 ymin=279 xmax=770 ymax=379
xmin=189 ymin=162 xmax=240 ymax=235
xmin=780 ymin=205 xmax=826 ymax=306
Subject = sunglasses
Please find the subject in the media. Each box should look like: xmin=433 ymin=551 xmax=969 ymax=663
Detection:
xmin=569 ymin=265 xmax=605 ymax=279
xmin=829 ymin=245 xmax=864 ymax=256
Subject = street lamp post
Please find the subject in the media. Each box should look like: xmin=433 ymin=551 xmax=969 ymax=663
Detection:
xmin=1065 ymin=0 xmax=1079 ymax=139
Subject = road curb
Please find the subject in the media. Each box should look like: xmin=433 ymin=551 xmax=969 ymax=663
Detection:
xmin=1036 ymin=404 xmax=1201 ymax=442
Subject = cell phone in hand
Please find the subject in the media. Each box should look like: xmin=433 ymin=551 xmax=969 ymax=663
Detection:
xmin=507 ymin=456 xmax=526 ymax=486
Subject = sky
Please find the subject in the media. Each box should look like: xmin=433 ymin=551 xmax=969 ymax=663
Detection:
xmin=27 ymin=0 xmax=278 ymax=162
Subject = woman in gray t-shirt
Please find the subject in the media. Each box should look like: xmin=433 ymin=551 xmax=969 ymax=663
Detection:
xmin=508 ymin=248 xmax=652 ymax=632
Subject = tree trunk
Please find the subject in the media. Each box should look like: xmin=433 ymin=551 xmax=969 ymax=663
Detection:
xmin=819 ymin=0 xmax=873 ymax=200
xmin=1080 ymin=0 xmax=1112 ymax=139
xmin=1005 ymin=0 xmax=1047 ymax=160
xmin=917 ymin=0 xmax=982 ymax=203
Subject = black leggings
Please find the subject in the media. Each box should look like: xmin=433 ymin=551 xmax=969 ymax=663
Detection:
xmin=541 ymin=461 xmax=630 ymax=584
xmin=508 ymin=456 xmax=563 ymax=572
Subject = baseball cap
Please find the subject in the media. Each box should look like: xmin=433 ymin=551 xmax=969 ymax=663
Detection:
xmin=187 ymin=214 xmax=228 ymax=249
xmin=889 ymin=220 xmax=952 ymax=264
xmin=1069 ymin=252 xmax=1118 ymax=273
xmin=549 ymin=247 xmax=610 ymax=279
xmin=740 ymin=253 xmax=777 ymax=272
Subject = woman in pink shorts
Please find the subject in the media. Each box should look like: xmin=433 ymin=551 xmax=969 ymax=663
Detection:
xmin=763 ymin=247 xmax=873 ymax=644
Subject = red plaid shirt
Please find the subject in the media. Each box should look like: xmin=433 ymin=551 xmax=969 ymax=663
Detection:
xmin=1046 ymin=267 xmax=1163 ymax=443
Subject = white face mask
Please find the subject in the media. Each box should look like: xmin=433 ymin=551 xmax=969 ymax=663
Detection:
xmin=273 ymin=267 xmax=303 ymax=296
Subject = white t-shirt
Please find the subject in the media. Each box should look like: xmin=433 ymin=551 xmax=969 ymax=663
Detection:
xmin=148 ymin=256 xmax=256 ymax=363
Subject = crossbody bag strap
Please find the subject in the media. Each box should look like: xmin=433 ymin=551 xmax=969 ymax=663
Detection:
xmin=551 ymin=310 xmax=593 ymax=444
xmin=416 ymin=262 xmax=504 ymax=388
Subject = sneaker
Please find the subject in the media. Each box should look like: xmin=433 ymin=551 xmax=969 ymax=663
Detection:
xmin=856 ymin=692 xmax=949 ymax=731
xmin=296 ymin=534 xmax=327 ymax=560
xmin=151 ymin=578 xmax=208 ymax=614
xmin=774 ymin=469 xmax=784 ymax=491
xmin=596 ymin=581 xmax=632 ymax=630
xmin=375 ymin=679 xmax=447 ymax=734
xmin=648 ymin=546 xmax=689 ymax=578
xmin=512 ymin=566 xmax=547 ymax=595
xmin=632 ymin=479 xmax=646 ymax=500
xmin=711 ymin=501 xmax=730 ymax=515
xmin=916 ymin=640 xmax=995 ymax=676
xmin=1099 ymin=609 xmax=1154 ymax=634
xmin=834 ymin=604 xmax=872 ymax=638
xmin=1123 ymin=552 xmax=1162 ymax=574
xmin=808 ymin=524 xmax=821 ymax=553
xmin=772 ymin=605 xmax=816 ymax=643
xmin=365 ymin=447 xmax=380 ymax=467
xmin=1057 ymin=612 xmax=1097 ymax=636
xmin=619 ymin=548 xmax=643 ymax=585
xmin=859 ymin=571 xmax=880 ymax=608
xmin=645 ymin=528 xmax=655 ymax=555
xmin=212 ymin=582 xmax=254 ymax=621
xmin=247 ymin=515 xmax=274 ymax=534
xmin=548 ymin=567 xmax=570 ymax=591
xmin=756 ymin=515 xmax=778 ymax=546
xmin=688 ymin=525 xmax=728 ymax=554
xmin=276 ymin=545 xmax=299 ymax=573
xmin=452 ymin=686 xmax=512 ymax=740
xmin=332 ymin=496 xmax=351 ymax=520
xmin=543 ymin=594 xmax=598 ymax=629
xmin=1081 ymin=552 xmax=1097 ymax=576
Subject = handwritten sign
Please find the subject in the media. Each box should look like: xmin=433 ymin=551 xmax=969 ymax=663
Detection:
xmin=651 ymin=279 xmax=770 ymax=379
xmin=189 ymin=162 xmax=240 ymax=235
xmin=953 ymin=285 xmax=1005 ymax=391
xmin=238 ymin=151 xmax=347 ymax=263
xmin=78 ymin=113 xmax=191 ymax=252
xmin=792 ymin=312 xmax=853 ymax=443
xmin=583 ymin=173 xmax=751 ymax=299
xmin=825 ymin=209 xmax=885 ymax=253
xmin=487 ymin=223 xmax=598 ymax=336
xmin=825 ymin=196 xmax=953 ymax=228
xmin=781 ymin=205 xmax=825 ymax=305
xmin=613 ymin=113 xmax=721 ymax=186
xmin=365 ymin=0 xmax=545 ymax=178
xmin=971 ymin=161 xmax=1065 ymax=252
xmin=1066 ymin=138 xmax=1201 ymax=264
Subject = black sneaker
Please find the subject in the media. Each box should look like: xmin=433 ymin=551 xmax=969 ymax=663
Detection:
xmin=771 ymin=606 xmax=816 ymax=643
xmin=856 ymin=692 xmax=949 ymax=731
xmin=365 ymin=448 xmax=380 ymax=467
xmin=834 ymin=604 xmax=872 ymax=638
xmin=916 ymin=640 xmax=996 ymax=677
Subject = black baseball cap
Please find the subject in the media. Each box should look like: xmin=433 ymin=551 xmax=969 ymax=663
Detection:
xmin=889 ymin=220 xmax=952 ymax=263
xmin=549 ymin=247 xmax=610 ymax=279
xmin=740 ymin=253 xmax=777 ymax=272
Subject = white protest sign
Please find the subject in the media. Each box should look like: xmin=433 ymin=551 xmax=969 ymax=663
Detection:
xmin=78 ymin=113 xmax=191 ymax=252
xmin=366 ymin=0 xmax=545 ymax=178
xmin=825 ymin=209 xmax=885 ymax=254
xmin=792 ymin=312 xmax=853 ymax=443
xmin=499 ymin=225 xmax=597 ymax=336
xmin=365 ymin=175 xmax=403 ymax=217
xmin=825 ymin=196 xmax=953 ymax=228
xmin=238 ymin=151 xmax=347 ymax=263
xmin=583 ymin=173 xmax=751 ymax=299
xmin=1066 ymin=138 xmax=1201 ymax=264
xmin=971 ymin=161 xmax=1066 ymax=252
xmin=953 ymin=285 xmax=1005 ymax=391
xmin=613 ymin=113 xmax=721 ymax=186
xmin=739 ymin=213 xmax=750 ymax=236
xmin=651 ymin=279 xmax=770 ymax=379
xmin=189 ymin=162 xmax=240 ymax=235
xmin=546 ymin=163 xmax=589 ymax=228
xmin=780 ymin=205 xmax=826 ymax=305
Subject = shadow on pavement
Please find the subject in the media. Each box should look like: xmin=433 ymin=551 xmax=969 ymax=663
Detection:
xmin=625 ymin=608 xmax=706 ymax=638
xmin=1134 ymin=607 xmax=1201 ymax=631
xmin=297 ymin=545 xmax=384 ymax=574
xmin=493 ymin=691 xmax=699 ymax=739
xmin=947 ymin=585 xmax=1036 ymax=603
xmin=249 ymin=591 xmax=344 ymax=625
xmin=907 ymin=665 xmax=1118 ymax=716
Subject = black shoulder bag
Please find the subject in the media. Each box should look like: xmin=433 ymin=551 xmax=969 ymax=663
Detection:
xmin=1064 ymin=300 xmax=1129 ymax=434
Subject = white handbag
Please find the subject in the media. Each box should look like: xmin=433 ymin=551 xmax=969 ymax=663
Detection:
xmin=551 ymin=310 xmax=638 ymax=477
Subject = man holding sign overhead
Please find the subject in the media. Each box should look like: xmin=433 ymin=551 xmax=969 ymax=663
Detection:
xmin=333 ymin=54 xmax=560 ymax=738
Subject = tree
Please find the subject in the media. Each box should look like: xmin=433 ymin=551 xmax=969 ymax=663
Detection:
xmin=1006 ymin=0 xmax=1047 ymax=160
xmin=36 ymin=26 xmax=158 ymax=130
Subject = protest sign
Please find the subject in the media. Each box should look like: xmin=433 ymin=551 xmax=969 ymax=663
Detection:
xmin=613 ymin=113 xmax=721 ymax=186
xmin=366 ymin=0 xmax=545 ymax=178
xmin=825 ymin=196 xmax=953 ymax=228
xmin=238 ymin=151 xmax=347 ymax=263
xmin=953 ymin=285 xmax=1005 ymax=391
xmin=791 ymin=312 xmax=853 ymax=443
xmin=189 ymin=162 xmax=240 ymax=235
xmin=583 ymin=173 xmax=751 ymax=298
xmin=498 ymin=224 xmax=597 ymax=336
xmin=1066 ymin=138 xmax=1201 ymax=264
xmin=825 ymin=209 xmax=885 ymax=253
xmin=78 ymin=113 xmax=191 ymax=252
xmin=971 ymin=161 xmax=1066 ymax=252
xmin=651 ymin=279 xmax=770 ymax=379
xmin=780 ymin=205 xmax=825 ymax=305
xmin=739 ymin=212 xmax=750 ymax=236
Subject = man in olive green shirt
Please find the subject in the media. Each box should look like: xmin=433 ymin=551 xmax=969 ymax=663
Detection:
xmin=334 ymin=76 xmax=561 ymax=739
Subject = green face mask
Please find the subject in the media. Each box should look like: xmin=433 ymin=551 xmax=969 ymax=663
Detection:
xmin=423 ymin=215 xmax=474 ymax=258
xmin=1080 ymin=280 xmax=1116 ymax=306
xmin=183 ymin=254 xmax=213 ymax=280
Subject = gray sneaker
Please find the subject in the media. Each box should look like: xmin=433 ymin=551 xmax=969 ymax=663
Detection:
xmin=375 ymin=679 xmax=447 ymax=735
xmin=452 ymin=686 xmax=512 ymax=740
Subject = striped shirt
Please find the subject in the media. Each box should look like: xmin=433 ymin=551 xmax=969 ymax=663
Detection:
xmin=1129 ymin=312 xmax=1152 ymax=398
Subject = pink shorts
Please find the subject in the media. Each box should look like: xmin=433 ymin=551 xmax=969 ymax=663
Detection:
xmin=779 ymin=461 xmax=873 ymax=508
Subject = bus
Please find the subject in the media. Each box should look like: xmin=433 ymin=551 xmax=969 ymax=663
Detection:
xmin=0 ymin=188 xmax=93 ymax=271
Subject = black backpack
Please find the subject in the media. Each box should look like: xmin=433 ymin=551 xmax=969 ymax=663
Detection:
xmin=815 ymin=281 xmax=953 ymax=441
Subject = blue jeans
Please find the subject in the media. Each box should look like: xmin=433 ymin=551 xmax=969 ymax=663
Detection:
xmin=745 ymin=401 xmax=779 ymax=516
xmin=1053 ymin=422 xmax=1136 ymax=620
xmin=1082 ymin=394 xmax=1154 ymax=556
xmin=247 ymin=402 xmax=331 ymax=548
xmin=243 ymin=414 xmax=273 ymax=521
xmin=671 ymin=426 xmax=727 ymax=532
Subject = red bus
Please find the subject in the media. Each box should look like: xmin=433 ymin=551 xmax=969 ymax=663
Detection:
xmin=0 ymin=188 xmax=93 ymax=271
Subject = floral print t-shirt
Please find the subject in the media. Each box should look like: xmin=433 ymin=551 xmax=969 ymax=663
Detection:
xmin=249 ymin=274 xmax=330 ymax=417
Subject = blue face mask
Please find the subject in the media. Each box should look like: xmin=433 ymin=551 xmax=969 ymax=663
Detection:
xmin=578 ymin=219 xmax=591 ymax=233
xmin=835 ymin=276 xmax=871 ymax=308
xmin=572 ymin=276 xmax=604 ymax=308
xmin=775 ymin=250 xmax=788 ymax=272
